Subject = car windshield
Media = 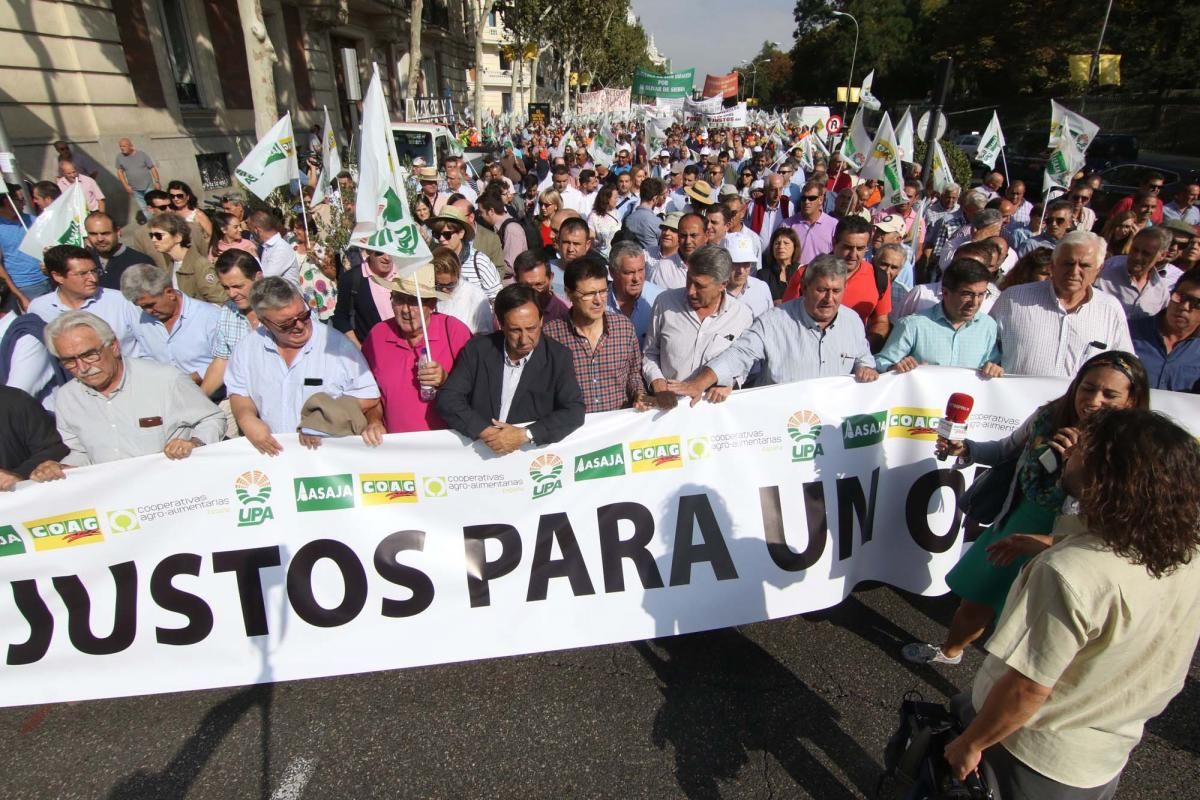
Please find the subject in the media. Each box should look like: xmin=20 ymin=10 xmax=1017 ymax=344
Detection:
xmin=393 ymin=131 xmax=434 ymax=166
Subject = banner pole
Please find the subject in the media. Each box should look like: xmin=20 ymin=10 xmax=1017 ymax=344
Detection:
xmin=999 ymin=148 xmax=1010 ymax=186
xmin=5 ymin=193 xmax=27 ymax=230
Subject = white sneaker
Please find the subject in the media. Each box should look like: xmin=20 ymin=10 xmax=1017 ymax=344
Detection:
xmin=901 ymin=642 xmax=963 ymax=665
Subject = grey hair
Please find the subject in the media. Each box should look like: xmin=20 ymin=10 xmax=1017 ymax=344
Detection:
xmin=44 ymin=311 xmax=115 ymax=357
xmin=1133 ymin=226 xmax=1172 ymax=252
xmin=119 ymin=263 xmax=173 ymax=303
xmin=962 ymin=190 xmax=989 ymax=211
xmin=972 ymin=208 xmax=1003 ymax=230
xmin=803 ymin=253 xmax=849 ymax=286
xmin=941 ymin=182 xmax=961 ymax=194
xmin=608 ymin=240 xmax=646 ymax=272
xmin=686 ymin=245 xmax=732 ymax=284
xmin=875 ymin=242 xmax=907 ymax=261
xmin=249 ymin=275 xmax=304 ymax=316
xmin=1055 ymin=229 xmax=1108 ymax=266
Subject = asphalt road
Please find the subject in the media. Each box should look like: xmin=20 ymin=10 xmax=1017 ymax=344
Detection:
xmin=0 ymin=584 xmax=1195 ymax=799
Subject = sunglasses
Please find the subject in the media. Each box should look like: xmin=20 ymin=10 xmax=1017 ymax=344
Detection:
xmin=1171 ymin=291 xmax=1200 ymax=311
xmin=150 ymin=204 xmax=170 ymax=211
xmin=149 ymin=231 xmax=167 ymax=240
xmin=265 ymin=310 xmax=312 ymax=331
xmin=168 ymin=193 xmax=187 ymax=199
xmin=434 ymin=228 xmax=460 ymax=241
xmin=801 ymin=195 xmax=821 ymax=202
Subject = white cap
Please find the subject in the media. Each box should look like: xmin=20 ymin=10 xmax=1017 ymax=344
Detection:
xmin=750 ymin=178 xmax=765 ymax=191
xmin=752 ymin=145 xmax=763 ymax=153
xmin=659 ymin=149 xmax=671 ymax=157
xmin=616 ymin=144 xmax=632 ymax=154
xmin=699 ymin=146 xmax=712 ymax=156
xmin=723 ymin=235 xmax=757 ymax=264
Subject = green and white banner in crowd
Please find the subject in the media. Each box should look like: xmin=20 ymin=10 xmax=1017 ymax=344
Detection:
xmin=1 ymin=369 xmax=1197 ymax=708
xmin=632 ymin=68 xmax=695 ymax=98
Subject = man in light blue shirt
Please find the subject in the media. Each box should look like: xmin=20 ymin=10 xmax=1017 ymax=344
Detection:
xmin=606 ymin=241 xmax=663 ymax=347
xmin=876 ymin=257 xmax=1003 ymax=375
xmin=668 ymin=254 xmax=878 ymax=402
xmin=27 ymin=244 xmax=143 ymax=358
xmin=120 ymin=263 xmax=220 ymax=382
xmin=227 ymin=277 xmax=380 ymax=455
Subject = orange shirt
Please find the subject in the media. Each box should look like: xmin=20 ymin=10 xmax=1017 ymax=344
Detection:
xmin=780 ymin=260 xmax=891 ymax=324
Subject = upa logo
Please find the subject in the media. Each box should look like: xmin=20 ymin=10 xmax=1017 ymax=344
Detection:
xmin=629 ymin=437 xmax=683 ymax=473
xmin=787 ymin=410 xmax=825 ymax=462
xmin=574 ymin=444 xmax=626 ymax=482
xmin=360 ymin=473 xmax=418 ymax=505
xmin=24 ymin=510 xmax=103 ymax=551
xmin=235 ymin=470 xmax=274 ymax=527
xmin=530 ymin=454 xmax=564 ymax=499
xmin=887 ymin=407 xmax=942 ymax=440
xmin=294 ymin=474 xmax=355 ymax=512
xmin=0 ymin=525 xmax=25 ymax=557
xmin=842 ymin=411 xmax=887 ymax=449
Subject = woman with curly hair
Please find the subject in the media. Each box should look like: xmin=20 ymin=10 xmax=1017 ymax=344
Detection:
xmin=944 ymin=407 xmax=1200 ymax=795
xmin=903 ymin=350 xmax=1150 ymax=666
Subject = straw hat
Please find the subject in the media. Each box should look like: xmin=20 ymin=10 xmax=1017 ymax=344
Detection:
xmin=685 ymin=180 xmax=717 ymax=206
xmin=429 ymin=205 xmax=475 ymax=241
xmin=368 ymin=262 xmax=451 ymax=301
xmin=416 ymin=166 xmax=439 ymax=182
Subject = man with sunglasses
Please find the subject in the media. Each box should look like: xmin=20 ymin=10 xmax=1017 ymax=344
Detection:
xmin=1016 ymin=199 xmax=1074 ymax=257
xmin=783 ymin=179 xmax=836 ymax=263
xmin=226 ymin=277 xmax=380 ymax=455
xmin=29 ymin=310 xmax=223 ymax=481
xmin=1108 ymin=170 xmax=1166 ymax=225
xmin=1130 ymin=270 xmax=1200 ymax=392
xmin=1066 ymin=181 xmax=1097 ymax=232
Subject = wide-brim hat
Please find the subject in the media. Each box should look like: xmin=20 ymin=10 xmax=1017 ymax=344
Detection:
xmin=685 ymin=180 xmax=717 ymax=206
xmin=429 ymin=205 xmax=475 ymax=241
xmin=369 ymin=262 xmax=451 ymax=301
xmin=416 ymin=166 xmax=439 ymax=182
xmin=1160 ymin=218 xmax=1197 ymax=238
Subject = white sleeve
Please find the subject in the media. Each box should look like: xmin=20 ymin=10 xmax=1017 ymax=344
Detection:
xmin=6 ymin=335 xmax=54 ymax=397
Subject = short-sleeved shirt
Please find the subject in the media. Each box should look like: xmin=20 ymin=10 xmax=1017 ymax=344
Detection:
xmin=130 ymin=292 xmax=221 ymax=377
xmin=781 ymin=260 xmax=892 ymax=324
xmin=1093 ymin=260 xmax=1171 ymax=321
xmin=212 ymin=302 xmax=253 ymax=360
xmin=361 ymin=312 xmax=472 ymax=433
xmin=225 ymin=317 xmax=379 ymax=433
xmin=972 ymin=532 xmax=1200 ymax=788
xmin=875 ymin=303 xmax=1000 ymax=371
xmin=56 ymin=175 xmax=105 ymax=211
xmin=115 ymin=150 xmax=156 ymax=191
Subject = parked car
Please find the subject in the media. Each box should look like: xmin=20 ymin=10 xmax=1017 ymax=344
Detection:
xmin=1084 ymin=133 xmax=1139 ymax=172
xmin=953 ymin=133 xmax=981 ymax=161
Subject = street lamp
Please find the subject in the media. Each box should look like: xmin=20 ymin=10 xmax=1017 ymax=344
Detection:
xmin=741 ymin=42 xmax=782 ymax=105
xmin=831 ymin=11 xmax=859 ymax=124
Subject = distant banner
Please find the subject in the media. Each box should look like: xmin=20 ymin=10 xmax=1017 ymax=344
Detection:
xmin=1 ymin=370 xmax=1197 ymax=707
xmin=788 ymin=105 xmax=832 ymax=134
xmin=704 ymin=71 xmax=739 ymax=100
xmin=577 ymin=87 xmax=631 ymax=115
xmin=1068 ymin=54 xmax=1121 ymax=87
xmin=632 ymin=68 xmax=695 ymax=98
xmin=684 ymin=95 xmax=724 ymax=115
xmin=706 ymin=102 xmax=749 ymax=128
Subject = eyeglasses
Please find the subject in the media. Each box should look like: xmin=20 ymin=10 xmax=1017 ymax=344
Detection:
xmin=954 ymin=290 xmax=990 ymax=302
xmin=265 ymin=309 xmax=312 ymax=332
xmin=1171 ymin=291 xmax=1200 ymax=311
xmin=433 ymin=228 xmax=460 ymax=241
xmin=58 ymin=346 xmax=105 ymax=369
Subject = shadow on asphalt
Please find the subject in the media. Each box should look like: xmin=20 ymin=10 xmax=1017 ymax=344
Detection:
xmin=634 ymin=630 xmax=879 ymax=799
xmin=1146 ymin=675 xmax=1200 ymax=755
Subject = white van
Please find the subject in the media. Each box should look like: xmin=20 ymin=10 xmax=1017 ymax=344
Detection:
xmin=389 ymin=122 xmax=458 ymax=171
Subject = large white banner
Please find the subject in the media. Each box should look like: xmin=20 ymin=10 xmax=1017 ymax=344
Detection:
xmin=577 ymin=88 xmax=631 ymax=116
xmin=1 ymin=369 xmax=1196 ymax=707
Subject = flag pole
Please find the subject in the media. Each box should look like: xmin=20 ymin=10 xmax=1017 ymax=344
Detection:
xmin=411 ymin=269 xmax=434 ymax=361
xmin=4 ymin=193 xmax=27 ymax=230
xmin=999 ymin=148 xmax=1010 ymax=187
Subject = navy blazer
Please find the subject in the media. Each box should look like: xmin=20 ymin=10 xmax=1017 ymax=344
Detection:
xmin=437 ymin=332 xmax=585 ymax=445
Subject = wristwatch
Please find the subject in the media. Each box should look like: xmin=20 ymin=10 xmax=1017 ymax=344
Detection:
xmin=524 ymin=427 xmax=535 ymax=444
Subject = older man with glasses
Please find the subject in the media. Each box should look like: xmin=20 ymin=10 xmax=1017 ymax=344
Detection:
xmin=28 ymin=310 xmax=223 ymax=481
xmin=226 ymin=277 xmax=381 ymax=455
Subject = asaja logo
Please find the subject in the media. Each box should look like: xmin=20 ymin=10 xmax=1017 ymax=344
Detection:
xmin=787 ymin=410 xmax=825 ymax=462
xmin=687 ymin=436 xmax=711 ymax=460
xmin=530 ymin=454 xmax=564 ymax=499
xmin=294 ymin=474 xmax=355 ymax=512
xmin=107 ymin=509 xmax=141 ymax=533
xmin=235 ymin=470 xmax=274 ymax=527
xmin=887 ymin=407 xmax=942 ymax=441
xmin=0 ymin=525 xmax=25 ymax=557
xmin=360 ymin=473 xmax=418 ymax=505
xmin=24 ymin=510 xmax=103 ymax=552
xmin=423 ymin=476 xmax=448 ymax=498
xmin=629 ymin=437 xmax=683 ymax=473
xmin=574 ymin=444 xmax=626 ymax=482
xmin=842 ymin=411 xmax=887 ymax=449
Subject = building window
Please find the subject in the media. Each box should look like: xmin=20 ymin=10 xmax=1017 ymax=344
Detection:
xmin=499 ymin=48 xmax=512 ymax=72
xmin=196 ymin=153 xmax=231 ymax=191
xmin=159 ymin=0 xmax=200 ymax=105
xmin=501 ymin=92 xmax=511 ymax=113
xmin=487 ymin=11 xmax=497 ymax=27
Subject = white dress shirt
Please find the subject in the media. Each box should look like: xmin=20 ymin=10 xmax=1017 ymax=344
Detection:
xmin=438 ymin=281 xmax=494 ymax=333
xmin=642 ymin=289 xmax=754 ymax=384
xmin=0 ymin=312 xmax=56 ymax=408
xmin=727 ymin=276 xmax=775 ymax=318
xmin=646 ymin=251 xmax=687 ymax=290
xmin=259 ymin=232 xmax=301 ymax=285
xmin=498 ymin=351 xmax=531 ymax=422
xmin=130 ymin=292 xmax=222 ymax=377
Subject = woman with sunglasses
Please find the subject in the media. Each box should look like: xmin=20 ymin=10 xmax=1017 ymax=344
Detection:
xmin=903 ymin=350 xmax=1151 ymax=666
xmin=166 ymin=181 xmax=213 ymax=248
xmin=146 ymin=212 xmax=226 ymax=304
xmin=537 ymin=189 xmax=562 ymax=248
xmin=427 ymin=206 xmax=501 ymax=302
xmin=736 ymin=168 xmax=755 ymax=202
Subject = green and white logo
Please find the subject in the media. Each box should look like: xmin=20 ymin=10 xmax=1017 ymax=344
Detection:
xmin=0 ymin=525 xmax=25 ymax=557
xmin=687 ymin=436 xmax=711 ymax=460
xmin=842 ymin=411 xmax=887 ymax=449
xmin=423 ymin=476 xmax=448 ymax=498
xmin=294 ymin=474 xmax=355 ymax=512
xmin=107 ymin=509 xmax=142 ymax=533
xmin=574 ymin=444 xmax=626 ymax=482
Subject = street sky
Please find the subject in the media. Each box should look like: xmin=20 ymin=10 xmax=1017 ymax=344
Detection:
xmin=630 ymin=0 xmax=796 ymax=86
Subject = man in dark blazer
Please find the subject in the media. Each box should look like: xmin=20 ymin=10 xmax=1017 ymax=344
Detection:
xmin=438 ymin=284 xmax=585 ymax=454
xmin=0 ymin=386 xmax=69 ymax=490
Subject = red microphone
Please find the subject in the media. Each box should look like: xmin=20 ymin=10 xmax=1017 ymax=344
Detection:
xmin=936 ymin=393 xmax=975 ymax=461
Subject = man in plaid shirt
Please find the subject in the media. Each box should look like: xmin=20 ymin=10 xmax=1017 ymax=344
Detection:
xmin=544 ymin=255 xmax=648 ymax=413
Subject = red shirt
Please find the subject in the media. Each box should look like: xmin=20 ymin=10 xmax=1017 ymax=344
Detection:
xmin=1109 ymin=195 xmax=1164 ymax=225
xmin=361 ymin=312 xmax=472 ymax=433
xmin=780 ymin=259 xmax=892 ymax=324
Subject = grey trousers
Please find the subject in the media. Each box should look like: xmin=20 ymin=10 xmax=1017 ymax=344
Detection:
xmin=950 ymin=693 xmax=1121 ymax=800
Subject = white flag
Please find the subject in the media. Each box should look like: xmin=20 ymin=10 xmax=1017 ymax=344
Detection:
xmin=1044 ymin=135 xmax=1086 ymax=191
xmin=1048 ymin=100 xmax=1099 ymax=152
xmin=930 ymin=140 xmax=955 ymax=193
xmin=895 ymin=107 xmax=914 ymax=163
xmin=859 ymin=70 xmax=881 ymax=112
xmin=18 ymin=180 xmax=87 ymax=260
xmin=350 ymin=65 xmax=431 ymax=271
xmin=976 ymin=111 xmax=1006 ymax=170
xmin=235 ymin=113 xmax=300 ymax=201
xmin=310 ymin=106 xmax=343 ymax=207
xmin=840 ymin=109 xmax=872 ymax=171
xmin=859 ymin=113 xmax=905 ymax=205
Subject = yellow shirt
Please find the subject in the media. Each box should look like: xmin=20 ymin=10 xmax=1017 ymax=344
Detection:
xmin=972 ymin=531 xmax=1200 ymax=787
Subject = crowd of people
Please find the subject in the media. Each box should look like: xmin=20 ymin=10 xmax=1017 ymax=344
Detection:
xmin=1 ymin=118 xmax=1199 ymax=799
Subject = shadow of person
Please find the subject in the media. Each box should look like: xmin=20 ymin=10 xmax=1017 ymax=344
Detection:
xmin=1146 ymin=673 xmax=1200 ymax=754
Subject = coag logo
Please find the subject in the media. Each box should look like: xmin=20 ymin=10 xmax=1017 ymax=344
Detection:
xmin=574 ymin=444 xmax=626 ymax=482
xmin=0 ymin=525 xmax=25 ymax=557
xmin=360 ymin=473 xmax=418 ymax=505
xmin=107 ymin=509 xmax=141 ymax=533
xmin=294 ymin=474 xmax=355 ymax=512
xmin=787 ymin=410 xmax=825 ymax=462
xmin=24 ymin=510 xmax=103 ymax=552
xmin=530 ymin=454 xmax=564 ymax=499
xmin=629 ymin=437 xmax=683 ymax=473
xmin=687 ymin=436 xmax=711 ymax=460
xmin=235 ymin=470 xmax=274 ymax=527
xmin=887 ymin=407 xmax=942 ymax=441
xmin=842 ymin=411 xmax=887 ymax=449
xmin=423 ymin=476 xmax=448 ymax=498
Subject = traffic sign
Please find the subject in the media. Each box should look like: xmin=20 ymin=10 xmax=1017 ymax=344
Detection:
xmin=826 ymin=115 xmax=843 ymax=135
xmin=916 ymin=111 xmax=947 ymax=142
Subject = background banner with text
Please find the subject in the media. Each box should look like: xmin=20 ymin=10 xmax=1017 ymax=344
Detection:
xmin=632 ymin=68 xmax=695 ymax=98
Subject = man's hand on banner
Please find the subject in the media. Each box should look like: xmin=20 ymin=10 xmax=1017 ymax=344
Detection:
xmin=482 ymin=420 xmax=529 ymax=455
xmin=242 ymin=418 xmax=283 ymax=456
xmin=29 ymin=460 xmax=69 ymax=482
xmin=853 ymin=365 xmax=880 ymax=383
